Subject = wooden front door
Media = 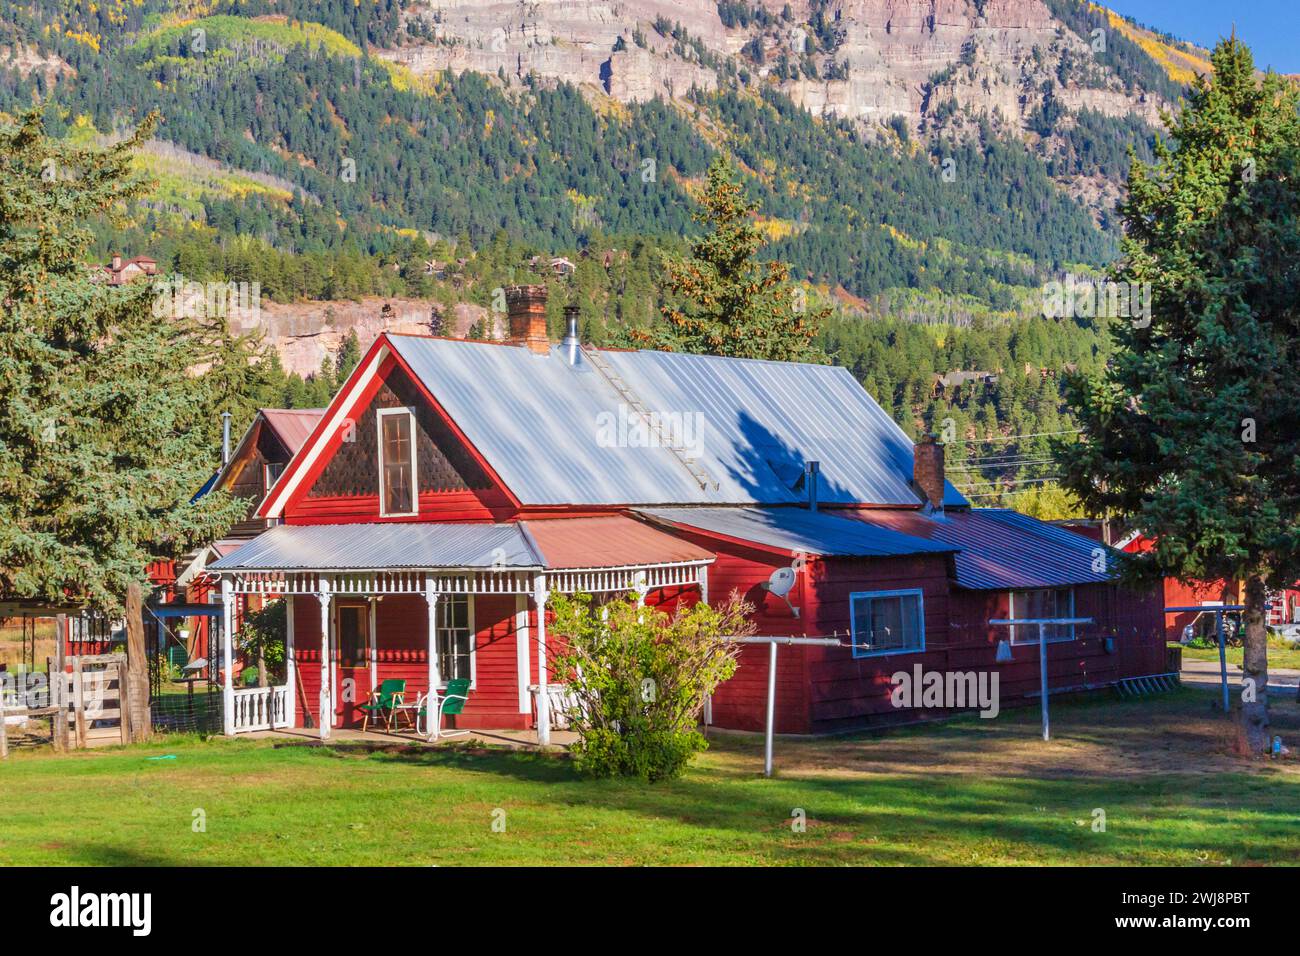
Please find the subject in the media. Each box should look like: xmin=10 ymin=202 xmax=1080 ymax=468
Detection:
xmin=335 ymin=603 xmax=372 ymax=727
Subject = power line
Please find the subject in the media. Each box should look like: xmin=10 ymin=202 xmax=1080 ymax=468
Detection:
xmin=943 ymin=429 xmax=1081 ymax=444
xmin=954 ymin=476 xmax=1063 ymax=492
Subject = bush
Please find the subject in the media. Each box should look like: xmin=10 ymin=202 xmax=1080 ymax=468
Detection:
xmin=548 ymin=590 xmax=754 ymax=782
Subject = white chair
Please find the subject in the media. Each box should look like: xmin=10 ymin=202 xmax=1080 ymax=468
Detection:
xmin=415 ymin=678 xmax=471 ymax=741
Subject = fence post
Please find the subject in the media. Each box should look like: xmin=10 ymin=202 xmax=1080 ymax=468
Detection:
xmin=125 ymin=582 xmax=151 ymax=742
xmin=53 ymin=614 xmax=67 ymax=752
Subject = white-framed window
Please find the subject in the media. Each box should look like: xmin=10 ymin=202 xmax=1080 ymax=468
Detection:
xmin=1008 ymin=588 xmax=1076 ymax=644
xmin=850 ymin=589 xmax=925 ymax=657
xmin=376 ymin=407 xmax=418 ymax=517
xmin=437 ymin=593 xmax=475 ymax=686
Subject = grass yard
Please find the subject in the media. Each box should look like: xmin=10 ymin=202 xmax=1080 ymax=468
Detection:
xmin=1 ymin=688 xmax=1297 ymax=866
xmin=1180 ymin=640 xmax=1300 ymax=670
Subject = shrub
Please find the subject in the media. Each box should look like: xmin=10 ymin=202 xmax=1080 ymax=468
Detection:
xmin=548 ymin=590 xmax=754 ymax=782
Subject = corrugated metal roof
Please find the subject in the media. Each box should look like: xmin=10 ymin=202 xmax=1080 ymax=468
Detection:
xmin=844 ymin=508 xmax=1116 ymax=590
xmin=637 ymin=506 xmax=959 ymax=558
xmin=261 ymin=408 xmax=325 ymax=456
xmin=387 ymin=335 xmax=968 ymax=508
xmin=522 ymin=516 xmax=714 ymax=569
xmin=209 ymin=523 xmax=542 ymax=571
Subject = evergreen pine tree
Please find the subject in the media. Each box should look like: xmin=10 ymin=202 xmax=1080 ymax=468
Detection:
xmin=0 ymin=111 xmax=254 ymax=611
xmin=1058 ymin=38 xmax=1300 ymax=753
xmin=654 ymin=155 xmax=826 ymax=362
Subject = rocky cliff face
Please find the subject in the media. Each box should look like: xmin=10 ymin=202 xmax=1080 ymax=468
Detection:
xmin=378 ymin=0 xmax=1171 ymax=137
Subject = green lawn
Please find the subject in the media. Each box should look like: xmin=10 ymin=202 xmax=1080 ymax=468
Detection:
xmin=1179 ymin=640 xmax=1300 ymax=670
xmin=2 ymin=690 xmax=1297 ymax=866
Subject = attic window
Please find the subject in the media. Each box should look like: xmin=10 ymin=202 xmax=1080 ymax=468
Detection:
xmin=378 ymin=407 xmax=418 ymax=516
xmin=263 ymin=461 xmax=285 ymax=494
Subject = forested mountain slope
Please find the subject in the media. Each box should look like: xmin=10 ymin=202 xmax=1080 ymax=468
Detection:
xmin=0 ymin=0 xmax=1213 ymax=510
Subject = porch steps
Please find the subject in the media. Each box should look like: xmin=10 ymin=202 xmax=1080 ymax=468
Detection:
xmin=583 ymin=348 xmax=717 ymax=491
xmin=1114 ymin=672 xmax=1180 ymax=698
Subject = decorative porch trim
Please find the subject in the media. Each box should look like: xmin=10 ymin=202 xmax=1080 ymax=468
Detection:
xmin=217 ymin=560 xmax=711 ymax=597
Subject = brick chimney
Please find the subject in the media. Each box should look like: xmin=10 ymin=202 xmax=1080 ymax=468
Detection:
xmin=504 ymin=284 xmax=550 ymax=355
xmin=111 ymin=253 xmax=122 ymax=271
xmin=913 ymin=433 xmax=945 ymax=511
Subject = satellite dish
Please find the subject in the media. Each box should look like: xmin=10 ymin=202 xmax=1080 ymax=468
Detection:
xmin=765 ymin=567 xmax=796 ymax=599
xmin=761 ymin=567 xmax=800 ymax=618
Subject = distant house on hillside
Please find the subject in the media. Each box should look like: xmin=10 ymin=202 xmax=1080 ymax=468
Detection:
xmin=202 ymin=284 xmax=1167 ymax=739
xmin=933 ymin=370 xmax=997 ymax=397
xmin=99 ymin=253 xmax=158 ymax=286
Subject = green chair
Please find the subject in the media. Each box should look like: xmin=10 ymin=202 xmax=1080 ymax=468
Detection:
xmin=416 ymin=677 xmax=471 ymax=741
xmin=359 ymin=678 xmax=406 ymax=733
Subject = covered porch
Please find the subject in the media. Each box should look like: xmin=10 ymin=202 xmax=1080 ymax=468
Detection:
xmin=208 ymin=518 xmax=714 ymax=744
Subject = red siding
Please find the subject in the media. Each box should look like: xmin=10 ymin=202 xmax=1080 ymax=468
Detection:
xmin=802 ymin=553 xmax=954 ymax=732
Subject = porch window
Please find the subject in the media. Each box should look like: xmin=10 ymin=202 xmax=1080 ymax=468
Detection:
xmin=849 ymin=589 xmax=925 ymax=657
xmin=378 ymin=408 xmax=418 ymax=516
xmin=437 ymin=593 xmax=472 ymax=684
xmin=1008 ymin=588 xmax=1076 ymax=644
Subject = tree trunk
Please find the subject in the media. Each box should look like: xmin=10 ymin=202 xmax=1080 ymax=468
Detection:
xmin=257 ymin=641 xmax=267 ymax=689
xmin=1241 ymin=574 xmax=1271 ymax=754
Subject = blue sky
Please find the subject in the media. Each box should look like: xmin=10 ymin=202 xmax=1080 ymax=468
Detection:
xmin=1105 ymin=0 xmax=1300 ymax=73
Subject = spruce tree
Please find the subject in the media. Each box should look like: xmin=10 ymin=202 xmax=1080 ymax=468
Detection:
xmin=655 ymin=155 xmax=825 ymax=362
xmin=1057 ymin=38 xmax=1300 ymax=753
xmin=0 ymin=110 xmax=253 ymax=612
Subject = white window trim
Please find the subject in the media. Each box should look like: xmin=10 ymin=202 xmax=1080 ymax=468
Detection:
xmin=436 ymin=592 xmax=476 ymax=690
xmin=849 ymin=588 xmax=926 ymax=658
xmin=376 ymin=406 xmax=419 ymax=518
xmin=1008 ymin=588 xmax=1077 ymax=645
xmin=263 ymin=461 xmax=286 ymax=496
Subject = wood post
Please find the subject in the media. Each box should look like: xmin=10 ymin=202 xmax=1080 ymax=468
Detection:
xmin=72 ymin=657 xmax=87 ymax=749
xmin=125 ymin=581 xmax=151 ymax=743
xmin=53 ymin=614 xmax=67 ymax=752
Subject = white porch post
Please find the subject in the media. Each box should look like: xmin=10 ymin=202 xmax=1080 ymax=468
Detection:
xmin=424 ymin=579 xmax=441 ymax=739
xmin=317 ymin=578 xmax=332 ymax=740
xmin=533 ymin=573 xmax=551 ymax=747
xmin=284 ymin=595 xmax=296 ymax=727
xmin=368 ymin=598 xmax=378 ymax=689
xmin=221 ymin=577 xmax=235 ymax=736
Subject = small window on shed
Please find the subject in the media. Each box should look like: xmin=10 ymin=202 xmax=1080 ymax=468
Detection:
xmin=850 ymin=589 xmax=925 ymax=657
xmin=378 ymin=408 xmax=417 ymax=516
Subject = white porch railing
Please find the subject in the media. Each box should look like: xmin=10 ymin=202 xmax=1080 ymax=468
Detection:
xmin=231 ymin=685 xmax=290 ymax=733
xmin=529 ymin=684 xmax=581 ymax=731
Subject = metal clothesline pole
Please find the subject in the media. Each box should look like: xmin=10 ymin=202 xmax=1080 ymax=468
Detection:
xmin=988 ymin=617 xmax=1093 ymax=741
xmin=1164 ymin=605 xmax=1244 ymax=715
xmin=728 ymin=635 xmax=845 ymax=777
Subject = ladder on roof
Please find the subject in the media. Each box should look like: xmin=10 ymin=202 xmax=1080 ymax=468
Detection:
xmin=583 ymin=347 xmax=717 ymax=491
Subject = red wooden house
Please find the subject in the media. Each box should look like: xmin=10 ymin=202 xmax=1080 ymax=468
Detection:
xmin=206 ymin=285 xmax=1167 ymax=738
